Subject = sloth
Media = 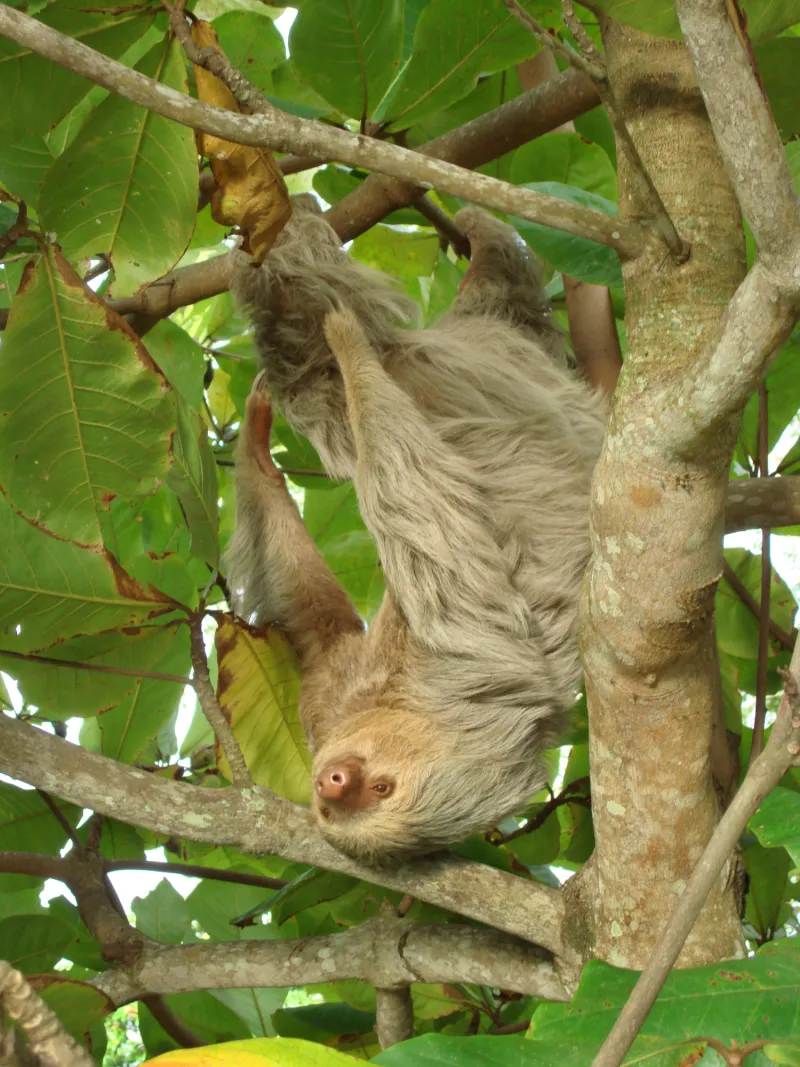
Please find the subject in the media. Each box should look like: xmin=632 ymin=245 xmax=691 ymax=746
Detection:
xmin=227 ymin=197 xmax=606 ymax=863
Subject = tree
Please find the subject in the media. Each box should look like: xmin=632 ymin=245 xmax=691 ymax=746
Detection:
xmin=0 ymin=0 xmax=799 ymax=1064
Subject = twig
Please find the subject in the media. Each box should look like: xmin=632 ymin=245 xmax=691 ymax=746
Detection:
xmin=490 ymin=1019 xmax=531 ymax=1035
xmin=0 ymin=200 xmax=28 ymax=260
xmin=414 ymin=196 xmax=471 ymax=258
xmin=494 ymin=777 xmax=590 ymax=845
xmin=375 ymin=987 xmax=414 ymax=1049
xmin=0 ymin=4 xmax=649 ymax=260
xmin=561 ymin=0 xmax=600 ymax=62
xmin=36 ymin=790 xmax=82 ymax=852
xmin=107 ymin=859 xmax=287 ymax=890
xmin=279 ymin=153 xmax=324 ymax=175
xmin=751 ymin=377 xmax=772 ymax=767
xmin=0 ymin=647 xmax=191 ymax=687
xmin=188 ymin=612 xmax=252 ymax=786
xmin=140 ymin=995 xmax=203 ymax=1048
xmin=721 ymin=560 xmax=796 ymax=652
xmin=504 ymin=0 xmax=688 ymax=261
xmin=592 ymin=637 xmax=800 ymax=1067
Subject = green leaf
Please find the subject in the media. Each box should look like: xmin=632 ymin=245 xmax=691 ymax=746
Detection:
xmin=138 ymin=991 xmax=250 ymax=1059
xmin=511 ymin=183 xmax=623 ymax=286
xmin=213 ymin=11 xmax=286 ymax=94
xmin=290 ymin=0 xmax=404 ymax=120
xmin=510 ymin=132 xmax=618 ymax=202
xmin=166 ymin=400 xmax=220 ymax=568
xmin=745 ymin=0 xmax=800 ymax=43
xmin=273 ymin=1003 xmax=376 ymax=1040
xmin=716 ymin=548 xmax=798 ymax=660
xmin=588 ymin=0 xmax=681 ymax=39
xmin=0 ymin=782 xmax=81 ymax=854
xmin=37 ymin=978 xmax=112 ymax=1046
xmin=0 ymin=496 xmax=177 ymax=650
xmin=132 ymin=880 xmax=193 ymax=944
xmin=215 ymin=615 xmax=310 ymax=801
xmin=0 ymin=247 xmax=176 ymax=546
xmin=737 ymin=338 xmax=800 ymax=466
xmin=744 ymin=842 xmax=793 ymax=940
xmin=505 ymin=811 xmax=561 ymax=866
xmin=5 ymin=625 xmax=181 ymax=719
xmin=147 ymin=319 xmax=207 ymax=413
xmin=755 ymin=38 xmax=800 ymax=140
xmin=89 ymin=622 xmax=190 ymax=764
xmin=257 ymin=868 xmax=361 ymax=927
xmin=351 ymin=225 xmax=439 ymax=297
xmin=751 ymin=787 xmax=800 ymax=864
xmin=376 ymin=0 xmax=546 ymax=131
xmin=0 ymin=914 xmax=76 ymax=974
xmin=0 ymin=137 xmax=57 ymax=204
xmin=0 ymin=0 xmax=155 ymax=146
xmin=38 ymin=39 xmax=198 ymax=297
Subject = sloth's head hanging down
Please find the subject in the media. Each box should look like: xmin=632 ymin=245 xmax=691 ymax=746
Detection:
xmin=229 ymin=197 xmax=606 ymax=864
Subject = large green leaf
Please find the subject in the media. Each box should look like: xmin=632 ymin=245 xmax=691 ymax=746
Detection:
xmin=86 ymin=621 xmax=190 ymax=764
xmin=510 ymin=132 xmax=618 ymax=203
xmin=138 ymin=992 xmax=250 ymax=1059
xmin=0 ymin=247 xmax=176 ymax=546
xmin=756 ymin=38 xmax=800 ymax=141
xmin=147 ymin=319 xmax=207 ymax=413
xmin=0 ymin=137 xmax=57 ymax=204
xmin=590 ymin=0 xmax=800 ymax=42
xmin=166 ymin=401 xmax=220 ymax=568
xmin=0 ymin=496 xmax=176 ymax=651
xmin=716 ymin=548 xmax=797 ymax=660
xmin=744 ymin=842 xmax=794 ymax=941
xmin=38 ymin=39 xmax=197 ymax=297
xmin=0 ymin=914 xmax=77 ymax=975
xmin=736 ymin=336 xmax=800 ymax=467
xmin=0 ymin=782 xmax=81 ymax=854
xmin=215 ymin=615 xmax=310 ymax=801
xmin=0 ymin=0 xmax=155 ymax=146
xmin=375 ymin=0 xmax=548 ymax=131
xmin=213 ymin=11 xmax=286 ymax=94
xmin=132 ymin=880 xmax=193 ymax=944
xmin=37 ymin=978 xmax=112 ymax=1046
xmin=290 ymin=0 xmax=404 ymax=120
xmin=511 ymin=183 xmax=623 ymax=286
xmin=751 ymin=786 xmax=800 ymax=865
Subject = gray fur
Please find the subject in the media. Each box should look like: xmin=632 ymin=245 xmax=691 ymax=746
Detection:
xmin=228 ymin=200 xmax=606 ymax=863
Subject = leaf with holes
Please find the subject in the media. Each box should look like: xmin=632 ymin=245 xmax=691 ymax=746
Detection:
xmin=38 ymin=39 xmax=197 ymax=297
xmin=215 ymin=615 xmax=310 ymax=801
xmin=0 ymin=246 xmax=175 ymax=546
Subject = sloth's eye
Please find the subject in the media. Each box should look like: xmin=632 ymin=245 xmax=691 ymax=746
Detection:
xmin=371 ymin=781 xmax=393 ymax=797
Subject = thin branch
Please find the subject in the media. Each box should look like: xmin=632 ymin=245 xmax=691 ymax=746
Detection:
xmin=0 ymin=713 xmax=572 ymax=963
xmin=140 ymin=995 xmax=203 ymax=1048
xmin=36 ymin=790 xmax=82 ymax=852
xmin=106 ymin=859 xmax=287 ymax=891
xmin=375 ymin=987 xmax=414 ymax=1049
xmin=503 ymin=0 xmax=689 ymax=262
xmin=0 ymin=647 xmax=191 ymax=687
xmin=676 ymin=0 xmax=800 ymax=263
xmin=92 ymin=917 xmax=568 ymax=1006
xmin=726 ymin=475 xmax=800 ymax=534
xmin=413 ymin=196 xmax=470 ymax=258
xmin=751 ymin=379 xmax=772 ymax=767
xmin=592 ymin=637 xmax=800 ymax=1067
xmin=188 ymin=612 xmax=251 ymax=786
xmin=0 ymin=4 xmax=649 ymax=260
xmin=493 ymin=777 xmax=590 ymax=845
xmin=721 ymin=561 xmax=795 ymax=652
xmin=561 ymin=0 xmax=600 ymax=62
xmin=279 ymin=153 xmax=324 ymax=176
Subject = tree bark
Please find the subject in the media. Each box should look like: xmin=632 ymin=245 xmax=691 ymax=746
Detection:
xmin=580 ymin=22 xmax=748 ymax=968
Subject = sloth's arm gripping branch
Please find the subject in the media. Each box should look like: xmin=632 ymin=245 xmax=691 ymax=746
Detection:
xmin=227 ymin=385 xmax=363 ymax=667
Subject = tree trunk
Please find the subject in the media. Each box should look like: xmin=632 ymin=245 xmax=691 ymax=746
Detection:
xmin=580 ymin=23 xmax=748 ymax=968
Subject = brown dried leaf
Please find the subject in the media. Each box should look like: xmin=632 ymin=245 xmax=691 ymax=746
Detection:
xmin=191 ymin=20 xmax=291 ymax=262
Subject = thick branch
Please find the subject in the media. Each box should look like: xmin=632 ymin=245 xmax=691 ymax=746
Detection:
xmin=0 ymin=6 xmax=646 ymax=260
xmin=593 ymin=639 xmax=800 ymax=1067
xmin=0 ymin=714 xmax=571 ymax=962
xmin=376 ymin=988 xmax=414 ymax=1049
xmin=93 ymin=918 xmax=568 ymax=1006
xmin=676 ymin=0 xmax=800 ymax=262
xmin=725 ymin=476 xmax=800 ymax=533
xmin=669 ymin=261 xmax=799 ymax=451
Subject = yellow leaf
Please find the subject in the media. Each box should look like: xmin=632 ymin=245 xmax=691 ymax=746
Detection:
xmin=215 ymin=615 xmax=311 ymax=801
